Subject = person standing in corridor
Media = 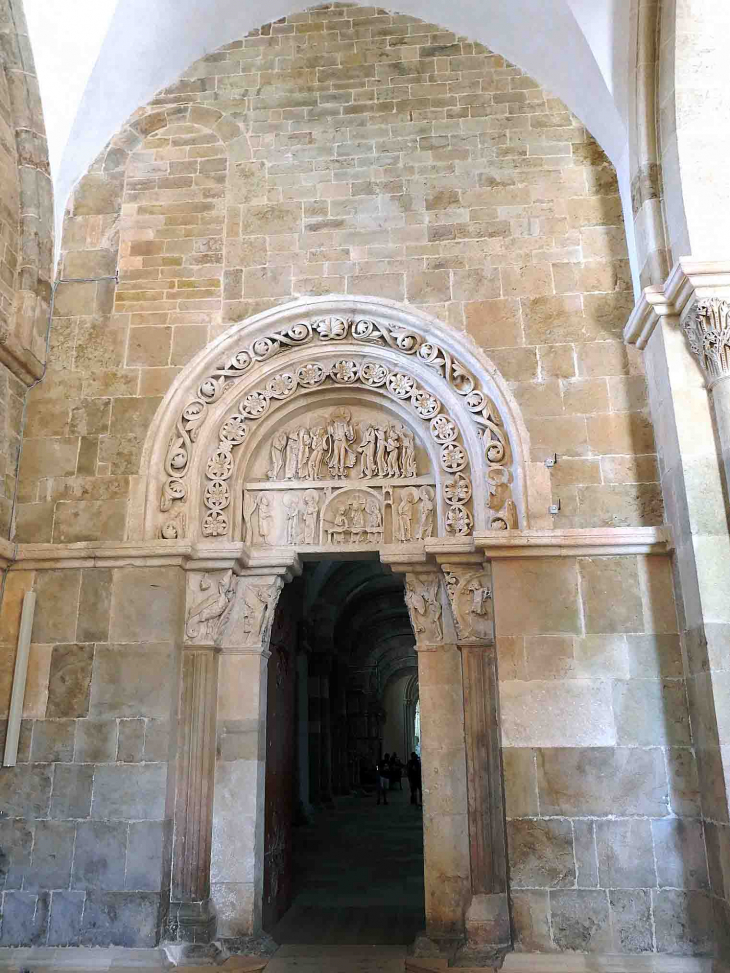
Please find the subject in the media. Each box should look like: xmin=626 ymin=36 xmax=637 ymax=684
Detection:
xmin=407 ymin=751 xmax=422 ymax=807
xmin=376 ymin=753 xmax=390 ymax=805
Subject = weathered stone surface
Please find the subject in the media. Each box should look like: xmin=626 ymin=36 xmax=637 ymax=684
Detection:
xmin=609 ymin=889 xmax=653 ymax=953
xmin=80 ymin=890 xmax=159 ymax=947
xmin=117 ymin=718 xmax=145 ymax=762
xmin=493 ymin=559 xmax=580 ymax=636
xmin=125 ymin=821 xmax=166 ymax=891
xmin=652 ymin=890 xmax=714 ymax=955
xmin=537 ymin=747 xmax=669 ymax=817
xmin=47 ymin=890 xmax=85 ymax=946
xmin=74 ymin=719 xmax=117 ymax=763
xmin=0 ymin=891 xmax=50 ymax=945
xmin=30 ymin=719 xmax=76 ymax=762
xmin=509 ymin=890 xmax=554 ymax=952
xmin=500 ymin=680 xmax=615 ymax=747
xmin=31 ymin=570 xmax=81 ymax=643
xmin=652 ymin=818 xmax=709 ymax=890
xmin=613 ymin=678 xmax=691 ymax=746
xmin=502 ymin=748 xmax=538 ymax=818
xmin=507 ymin=819 xmax=575 ymax=889
xmin=90 ymin=643 xmax=174 ymax=719
xmin=550 ymin=890 xmax=612 ymax=952
xmin=45 ymin=643 xmax=93 ymax=718
xmin=24 ymin=821 xmax=75 ymax=892
xmin=50 ymin=764 xmax=94 ymax=819
xmin=573 ymin=820 xmax=598 ymax=889
xmin=109 ymin=567 xmax=183 ymax=643
xmin=595 ymin=819 xmax=655 ymax=889
xmin=90 ymin=763 xmax=167 ymax=820
xmin=0 ymin=820 xmax=33 ymax=890
xmin=72 ymin=821 xmax=128 ymax=891
xmin=579 ymin=558 xmax=644 ymax=633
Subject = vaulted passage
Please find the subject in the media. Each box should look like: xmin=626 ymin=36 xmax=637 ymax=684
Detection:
xmin=261 ymin=559 xmax=425 ymax=945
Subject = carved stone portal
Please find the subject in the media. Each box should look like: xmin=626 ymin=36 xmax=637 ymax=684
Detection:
xmin=148 ymin=299 xmax=523 ymax=542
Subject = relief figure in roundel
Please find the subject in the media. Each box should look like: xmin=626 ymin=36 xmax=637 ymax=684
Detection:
xmin=327 ymin=408 xmax=356 ymax=478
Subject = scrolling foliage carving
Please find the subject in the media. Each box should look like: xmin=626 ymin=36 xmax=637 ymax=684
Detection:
xmin=158 ymin=314 xmax=515 ymax=538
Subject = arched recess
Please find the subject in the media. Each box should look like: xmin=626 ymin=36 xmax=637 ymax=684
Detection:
xmin=134 ymin=294 xmax=535 ymax=545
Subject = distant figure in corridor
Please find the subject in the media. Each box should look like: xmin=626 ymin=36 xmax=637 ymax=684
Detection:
xmin=376 ymin=753 xmax=391 ymax=805
xmin=407 ymin=752 xmax=422 ymax=807
xmin=389 ymin=753 xmax=403 ymax=790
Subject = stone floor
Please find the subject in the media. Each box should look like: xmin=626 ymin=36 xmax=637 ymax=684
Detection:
xmin=271 ymin=786 xmax=425 ymax=946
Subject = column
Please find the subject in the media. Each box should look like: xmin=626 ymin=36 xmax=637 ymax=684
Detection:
xmin=202 ymin=564 xmax=295 ymax=939
xmin=168 ymin=644 xmax=220 ymax=943
xmin=439 ymin=556 xmax=510 ymax=960
xmin=400 ymin=564 xmax=472 ymax=945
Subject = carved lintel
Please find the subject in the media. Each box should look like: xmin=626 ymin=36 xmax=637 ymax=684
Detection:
xmin=682 ymin=297 xmax=730 ymax=387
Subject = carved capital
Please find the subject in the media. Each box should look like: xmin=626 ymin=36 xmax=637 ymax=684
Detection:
xmin=441 ymin=562 xmax=494 ymax=644
xmin=216 ymin=574 xmax=285 ymax=651
xmin=683 ymin=297 xmax=730 ymax=387
xmin=403 ymin=570 xmax=446 ymax=646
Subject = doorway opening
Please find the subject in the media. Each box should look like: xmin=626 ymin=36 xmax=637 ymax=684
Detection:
xmin=261 ymin=558 xmax=425 ymax=945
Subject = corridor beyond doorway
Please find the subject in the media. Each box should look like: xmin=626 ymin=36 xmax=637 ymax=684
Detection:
xmin=272 ymin=787 xmax=425 ymax=945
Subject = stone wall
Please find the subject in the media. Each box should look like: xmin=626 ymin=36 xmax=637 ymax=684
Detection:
xmin=14 ymin=2 xmax=660 ymax=544
xmin=0 ymin=563 xmax=183 ymax=947
xmin=0 ymin=0 xmax=53 ymax=538
xmin=495 ymin=552 xmax=709 ymax=956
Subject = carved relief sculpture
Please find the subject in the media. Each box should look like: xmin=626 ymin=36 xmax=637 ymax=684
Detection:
xmin=327 ymin=407 xmax=357 ymax=478
xmin=302 ymin=491 xmax=320 ymax=545
xmin=404 ymin=575 xmax=444 ymax=643
xmin=186 ymin=571 xmax=236 ymax=642
xmin=443 ymin=567 xmax=494 ymax=643
xmin=158 ymin=310 xmax=516 ymax=541
xmin=683 ymin=297 xmax=730 ymax=386
xmin=218 ymin=577 xmax=285 ymax=649
xmin=416 ymin=486 xmax=435 ymax=540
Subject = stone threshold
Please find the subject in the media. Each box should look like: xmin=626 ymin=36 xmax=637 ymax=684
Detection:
xmin=407 ymin=955 xmax=713 ymax=973
xmin=0 ymin=947 xmax=266 ymax=971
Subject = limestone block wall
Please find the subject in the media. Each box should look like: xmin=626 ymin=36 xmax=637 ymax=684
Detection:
xmin=0 ymin=564 xmax=183 ymax=947
xmin=14 ymin=2 xmax=660 ymax=544
xmin=494 ymin=553 xmax=709 ymax=956
xmin=0 ymin=0 xmax=53 ymax=538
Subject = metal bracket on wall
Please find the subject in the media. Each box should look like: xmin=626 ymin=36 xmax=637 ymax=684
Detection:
xmin=544 ymin=453 xmax=558 ymax=468
xmin=549 ymin=500 xmax=561 ymax=515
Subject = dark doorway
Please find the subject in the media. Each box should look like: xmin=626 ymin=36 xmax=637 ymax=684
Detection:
xmin=262 ymin=559 xmax=425 ymax=945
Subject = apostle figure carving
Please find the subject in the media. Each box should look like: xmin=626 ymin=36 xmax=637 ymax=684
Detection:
xmin=375 ymin=426 xmax=387 ymax=477
xmin=268 ymin=431 xmax=287 ymax=480
xmin=415 ymin=485 xmax=435 ymax=540
xmin=358 ymin=424 xmax=377 ymax=478
xmin=327 ymin=408 xmax=356 ymax=478
xmin=386 ymin=425 xmax=401 ymax=477
xmin=400 ymin=425 xmax=417 ymax=478
xmin=308 ymin=426 xmax=328 ymax=480
xmin=302 ymin=491 xmax=320 ymax=545
xmin=283 ymin=493 xmax=301 ymax=544
xmin=284 ymin=428 xmax=300 ymax=480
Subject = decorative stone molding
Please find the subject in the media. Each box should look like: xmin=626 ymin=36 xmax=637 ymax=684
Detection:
xmin=136 ymin=296 xmax=532 ymax=544
xmin=624 ymin=257 xmax=730 ymax=352
xmin=682 ymin=297 xmax=730 ymax=387
xmin=3 ymin=527 xmax=672 ymax=571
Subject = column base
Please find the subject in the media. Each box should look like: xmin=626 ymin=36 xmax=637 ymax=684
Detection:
xmin=464 ymin=892 xmax=511 ymax=949
xmin=165 ymin=899 xmax=217 ymax=945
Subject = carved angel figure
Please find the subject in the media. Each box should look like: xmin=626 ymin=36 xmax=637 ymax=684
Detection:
xmin=186 ymin=571 xmax=235 ymax=640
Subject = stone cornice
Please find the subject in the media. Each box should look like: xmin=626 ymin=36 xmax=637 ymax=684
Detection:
xmin=624 ymin=257 xmax=730 ymax=349
xmin=3 ymin=528 xmax=672 ymax=571
xmin=0 ymin=328 xmax=44 ymax=386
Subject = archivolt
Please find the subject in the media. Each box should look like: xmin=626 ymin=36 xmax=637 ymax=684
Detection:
xmin=134 ymin=296 xmax=532 ymax=541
